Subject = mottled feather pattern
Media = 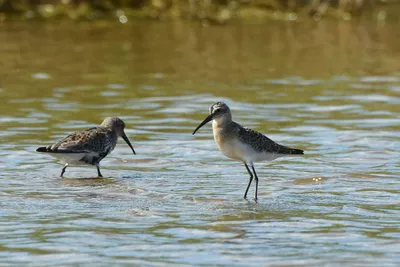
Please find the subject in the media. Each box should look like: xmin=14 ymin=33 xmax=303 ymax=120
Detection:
xmin=36 ymin=116 xmax=135 ymax=177
xmin=235 ymin=122 xmax=303 ymax=155
xmin=49 ymin=127 xmax=116 ymax=153
xmin=193 ymin=102 xmax=304 ymax=200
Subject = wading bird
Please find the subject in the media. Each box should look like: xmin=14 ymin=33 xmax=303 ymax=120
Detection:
xmin=193 ymin=102 xmax=303 ymax=201
xmin=37 ymin=117 xmax=135 ymax=178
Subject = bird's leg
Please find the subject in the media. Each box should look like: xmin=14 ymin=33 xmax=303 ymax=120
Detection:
xmin=96 ymin=164 xmax=103 ymax=177
xmin=60 ymin=163 xmax=68 ymax=178
xmin=251 ymin=166 xmax=259 ymax=201
xmin=243 ymin=163 xmax=253 ymax=199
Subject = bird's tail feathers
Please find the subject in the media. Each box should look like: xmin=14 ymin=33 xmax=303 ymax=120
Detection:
xmin=36 ymin=146 xmax=50 ymax=152
xmin=289 ymin=148 xmax=304 ymax=154
xmin=278 ymin=145 xmax=304 ymax=155
xmin=285 ymin=148 xmax=304 ymax=154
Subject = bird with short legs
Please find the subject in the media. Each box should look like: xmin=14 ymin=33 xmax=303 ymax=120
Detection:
xmin=37 ymin=117 xmax=136 ymax=178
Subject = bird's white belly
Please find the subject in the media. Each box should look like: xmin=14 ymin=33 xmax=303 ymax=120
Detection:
xmin=217 ymin=139 xmax=247 ymax=161
xmin=216 ymin=138 xmax=283 ymax=164
xmin=48 ymin=153 xmax=95 ymax=166
xmin=212 ymin=122 xmax=283 ymax=164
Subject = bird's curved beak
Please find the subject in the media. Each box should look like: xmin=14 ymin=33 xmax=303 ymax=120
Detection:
xmin=192 ymin=113 xmax=214 ymax=135
xmin=121 ymin=132 xmax=136 ymax=154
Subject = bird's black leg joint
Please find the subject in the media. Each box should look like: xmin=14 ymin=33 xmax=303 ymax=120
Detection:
xmin=60 ymin=163 xmax=68 ymax=178
xmin=251 ymin=166 xmax=259 ymax=201
xmin=96 ymin=165 xmax=103 ymax=177
xmin=243 ymin=163 xmax=253 ymax=199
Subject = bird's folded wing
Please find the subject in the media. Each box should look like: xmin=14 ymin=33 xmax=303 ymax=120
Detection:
xmin=238 ymin=127 xmax=300 ymax=154
xmin=49 ymin=127 xmax=112 ymax=153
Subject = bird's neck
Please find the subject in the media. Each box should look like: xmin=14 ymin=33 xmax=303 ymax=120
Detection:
xmin=212 ymin=116 xmax=234 ymax=137
xmin=212 ymin=117 xmax=229 ymax=128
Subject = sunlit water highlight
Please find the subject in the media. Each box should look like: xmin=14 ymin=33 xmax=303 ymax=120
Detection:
xmin=0 ymin=20 xmax=399 ymax=266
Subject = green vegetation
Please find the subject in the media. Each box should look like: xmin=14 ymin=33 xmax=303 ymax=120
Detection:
xmin=0 ymin=0 xmax=397 ymax=23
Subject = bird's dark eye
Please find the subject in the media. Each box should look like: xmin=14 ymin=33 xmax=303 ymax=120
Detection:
xmin=215 ymin=109 xmax=220 ymax=113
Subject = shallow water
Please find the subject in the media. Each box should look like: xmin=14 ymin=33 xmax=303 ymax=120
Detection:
xmin=0 ymin=20 xmax=400 ymax=266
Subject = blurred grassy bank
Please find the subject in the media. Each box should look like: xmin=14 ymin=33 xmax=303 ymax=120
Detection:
xmin=0 ymin=0 xmax=399 ymax=23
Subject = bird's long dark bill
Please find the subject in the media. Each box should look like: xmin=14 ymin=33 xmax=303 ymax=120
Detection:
xmin=122 ymin=133 xmax=136 ymax=154
xmin=192 ymin=114 xmax=214 ymax=135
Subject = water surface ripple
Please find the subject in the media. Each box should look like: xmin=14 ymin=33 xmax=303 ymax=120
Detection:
xmin=0 ymin=21 xmax=399 ymax=266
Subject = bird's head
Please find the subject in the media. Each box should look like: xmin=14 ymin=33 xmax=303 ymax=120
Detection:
xmin=192 ymin=102 xmax=232 ymax=135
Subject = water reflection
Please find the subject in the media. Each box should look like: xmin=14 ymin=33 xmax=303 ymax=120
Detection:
xmin=0 ymin=20 xmax=399 ymax=266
